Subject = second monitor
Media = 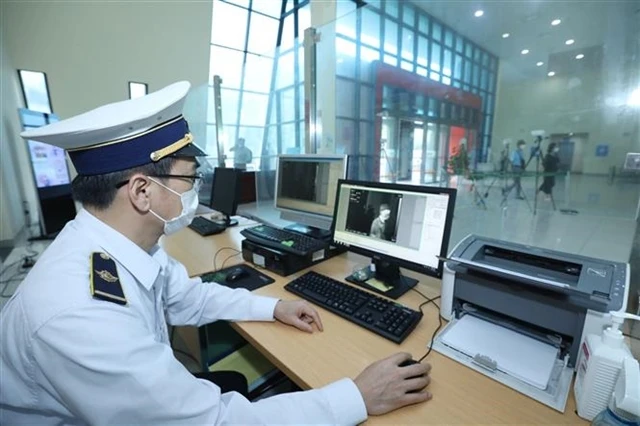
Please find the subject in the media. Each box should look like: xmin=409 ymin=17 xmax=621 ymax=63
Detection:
xmin=275 ymin=154 xmax=347 ymax=239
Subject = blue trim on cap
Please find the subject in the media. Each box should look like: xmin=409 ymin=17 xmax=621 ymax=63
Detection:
xmin=69 ymin=118 xmax=191 ymax=175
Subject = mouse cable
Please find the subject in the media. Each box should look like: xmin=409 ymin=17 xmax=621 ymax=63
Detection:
xmin=410 ymin=287 xmax=443 ymax=363
xmin=213 ymin=247 xmax=241 ymax=270
xmin=220 ymin=252 xmax=242 ymax=271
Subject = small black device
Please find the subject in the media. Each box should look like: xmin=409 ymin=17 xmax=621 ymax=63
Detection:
xmin=188 ymin=216 xmax=226 ymax=236
xmin=284 ymin=271 xmax=423 ymax=343
xmin=241 ymin=225 xmax=328 ymax=257
xmin=210 ymin=167 xmax=242 ymax=227
xmin=225 ymin=267 xmax=248 ymax=283
xmin=331 ymin=180 xmax=456 ymax=299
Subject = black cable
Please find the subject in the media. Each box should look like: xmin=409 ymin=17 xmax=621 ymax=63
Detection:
xmin=409 ymin=287 xmax=443 ymax=363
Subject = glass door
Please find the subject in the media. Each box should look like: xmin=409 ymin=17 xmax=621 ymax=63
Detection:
xmin=422 ymin=121 xmax=438 ymax=183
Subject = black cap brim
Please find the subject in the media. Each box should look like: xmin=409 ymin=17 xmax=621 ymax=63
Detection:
xmin=172 ymin=142 xmax=207 ymax=158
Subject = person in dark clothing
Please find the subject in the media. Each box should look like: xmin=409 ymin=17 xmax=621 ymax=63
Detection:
xmin=539 ymin=142 xmax=560 ymax=200
xmin=503 ymin=139 xmax=526 ymax=199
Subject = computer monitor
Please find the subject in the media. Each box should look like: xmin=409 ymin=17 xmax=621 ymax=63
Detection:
xmin=332 ymin=179 xmax=457 ymax=299
xmin=275 ymin=154 xmax=348 ymax=239
xmin=209 ymin=167 xmax=242 ymax=227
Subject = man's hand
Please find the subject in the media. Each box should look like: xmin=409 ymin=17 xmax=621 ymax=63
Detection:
xmin=354 ymin=352 xmax=432 ymax=416
xmin=274 ymin=300 xmax=324 ymax=333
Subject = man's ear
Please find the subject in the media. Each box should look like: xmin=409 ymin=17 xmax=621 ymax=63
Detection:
xmin=127 ymin=174 xmax=152 ymax=212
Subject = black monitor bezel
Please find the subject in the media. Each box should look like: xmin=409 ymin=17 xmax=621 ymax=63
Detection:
xmin=209 ymin=167 xmax=241 ymax=217
xmin=330 ymin=179 xmax=457 ymax=279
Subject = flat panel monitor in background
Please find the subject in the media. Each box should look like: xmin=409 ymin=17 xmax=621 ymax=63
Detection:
xmin=332 ymin=179 xmax=457 ymax=299
xmin=209 ymin=167 xmax=242 ymax=227
xmin=275 ymin=154 xmax=348 ymax=240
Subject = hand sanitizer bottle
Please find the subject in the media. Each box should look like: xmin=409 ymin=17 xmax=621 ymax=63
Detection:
xmin=591 ymin=358 xmax=640 ymax=426
xmin=575 ymin=312 xmax=640 ymax=421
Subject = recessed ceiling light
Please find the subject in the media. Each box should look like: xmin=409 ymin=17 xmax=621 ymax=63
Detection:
xmin=521 ymin=49 xmax=530 ymax=55
xmin=576 ymin=53 xmax=585 ymax=59
xmin=474 ymin=10 xmax=484 ymax=17
xmin=536 ymin=61 xmax=544 ymax=66
xmin=548 ymin=71 xmax=556 ymax=77
xmin=565 ymin=39 xmax=575 ymax=45
xmin=502 ymin=33 xmax=510 ymax=38
xmin=551 ymin=19 xmax=562 ymax=26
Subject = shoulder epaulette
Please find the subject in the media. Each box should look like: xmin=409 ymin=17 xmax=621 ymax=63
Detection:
xmin=90 ymin=252 xmax=127 ymax=306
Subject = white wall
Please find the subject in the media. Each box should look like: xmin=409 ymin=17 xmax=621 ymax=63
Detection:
xmin=0 ymin=0 xmax=213 ymax=238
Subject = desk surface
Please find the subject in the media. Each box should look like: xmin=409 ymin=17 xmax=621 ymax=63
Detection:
xmin=163 ymin=217 xmax=586 ymax=425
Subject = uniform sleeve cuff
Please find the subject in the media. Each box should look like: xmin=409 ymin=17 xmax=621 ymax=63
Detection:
xmin=319 ymin=378 xmax=368 ymax=425
xmin=250 ymin=296 xmax=280 ymax=321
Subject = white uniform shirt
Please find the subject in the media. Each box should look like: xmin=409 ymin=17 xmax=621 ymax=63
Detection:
xmin=0 ymin=210 xmax=367 ymax=425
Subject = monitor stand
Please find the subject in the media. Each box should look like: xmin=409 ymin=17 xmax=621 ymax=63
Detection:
xmin=284 ymin=223 xmax=331 ymax=241
xmin=212 ymin=214 xmax=238 ymax=228
xmin=345 ymin=258 xmax=418 ymax=300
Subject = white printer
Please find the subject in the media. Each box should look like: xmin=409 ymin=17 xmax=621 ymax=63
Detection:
xmin=433 ymin=235 xmax=630 ymax=412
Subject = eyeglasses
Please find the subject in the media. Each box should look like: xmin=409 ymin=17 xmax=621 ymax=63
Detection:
xmin=115 ymin=173 xmax=203 ymax=190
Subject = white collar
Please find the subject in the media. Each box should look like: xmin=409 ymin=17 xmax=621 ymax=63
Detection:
xmin=75 ymin=209 xmax=164 ymax=291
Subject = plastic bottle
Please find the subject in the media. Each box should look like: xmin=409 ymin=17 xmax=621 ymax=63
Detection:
xmin=591 ymin=358 xmax=640 ymax=426
xmin=575 ymin=312 xmax=640 ymax=421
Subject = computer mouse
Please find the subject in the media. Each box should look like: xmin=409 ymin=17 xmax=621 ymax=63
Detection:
xmin=399 ymin=359 xmax=427 ymax=393
xmin=225 ymin=268 xmax=248 ymax=283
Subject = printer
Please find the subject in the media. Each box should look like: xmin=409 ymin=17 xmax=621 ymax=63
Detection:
xmin=433 ymin=234 xmax=630 ymax=412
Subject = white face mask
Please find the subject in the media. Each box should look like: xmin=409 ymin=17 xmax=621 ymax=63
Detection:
xmin=148 ymin=177 xmax=199 ymax=235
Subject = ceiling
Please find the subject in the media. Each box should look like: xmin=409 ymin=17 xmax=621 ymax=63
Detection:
xmin=411 ymin=0 xmax=640 ymax=82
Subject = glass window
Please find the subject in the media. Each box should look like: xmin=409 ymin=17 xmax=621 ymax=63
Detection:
xmin=18 ymin=70 xmax=52 ymax=114
xmin=360 ymin=122 xmax=373 ymax=153
xmin=430 ymin=42 xmax=441 ymax=71
xmin=383 ymin=54 xmax=397 ymax=66
xmin=205 ymin=124 xmax=218 ymax=154
xmin=384 ymin=19 xmax=398 ymax=55
xmin=417 ymin=36 xmax=428 ymax=67
xmin=128 ymin=82 xmax=147 ymax=99
xmin=221 ymin=88 xmax=240 ymax=124
xmin=473 ymin=63 xmax=480 ymax=87
xmin=209 ymin=45 xmax=244 ymax=89
xmin=432 ymin=21 xmax=441 ymax=41
xmin=226 ymin=0 xmax=249 ymax=8
xmin=207 ymin=86 xmax=217 ymax=123
xmin=336 ymin=38 xmax=356 ymax=78
xmin=465 ymin=42 xmax=473 ymax=58
xmin=268 ymin=95 xmax=277 ymax=124
xmin=279 ymin=88 xmax=295 ymax=122
xmin=336 ymin=3 xmax=357 ymax=39
xmin=442 ymin=76 xmax=451 ymax=85
xmin=251 ymin=0 xmax=282 ymax=18
xmin=454 ymin=54 xmax=463 ymax=79
xmin=298 ymin=83 xmax=304 ymax=122
xmin=298 ymin=6 xmax=311 ymax=41
xmin=403 ymin=3 xmax=415 ymax=26
xmin=281 ymin=122 xmax=296 ymax=153
xmin=239 ymin=92 xmax=268 ymax=126
xmin=236 ymin=126 xmax=264 ymax=166
xmin=428 ymin=98 xmax=438 ymax=117
xmin=211 ymin=2 xmax=247 ymax=50
xmin=463 ymin=59 xmax=471 ymax=83
xmin=443 ymin=49 xmax=452 ymax=76
xmin=275 ymin=51 xmax=294 ymax=89
xmin=474 ymin=47 xmax=482 ymax=62
xmin=401 ymin=27 xmax=414 ymax=61
xmin=336 ymin=119 xmax=356 ymax=152
xmin=453 ymin=80 xmax=461 ymax=88
xmin=481 ymin=68 xmax=488 ymax=90
xmin=361 ymin=45 xmax=381 ymax=63
xmin=456 ymin=35 xmax=464 ymax=53
xmin=401 ymin=61 xmax=413 ymax=71
xmin=444 ymin=29 xmax=453 ymax=47
xmin=361 ymin=9 xmax=381 ymax=48
xmin=280 ymin=13 xmax=294 ymax=51
xmin=336 ymin=79 xmax=356 ymax=118
xmin=417 ymin=67 xmax=427 ymax=77
xmin=482 ymin=51 xmax=489 ymax=67
xmin=297 ymin=45 xmax=304 ymax=82
xmin=430 ymin=71 xmax=440 ymax=82
xmin=361 ymin=86 xmax=373 ymax=120
xmin=489 ymin=71 xmax=496 ymax=91
xmin=244 ymin=53 xmax=273 ymax=93
xmin=490 ymin=56 xmax=497 ymax=71
xmin=385 ymin=0 xmax=398 ymax=18
xmin=285 ymin=0 xmax=294 ymax=13
xmin=418 ymin=14 xmax=429 ymax=34
xmin=248 ymin=13 xmax=279 ymax=54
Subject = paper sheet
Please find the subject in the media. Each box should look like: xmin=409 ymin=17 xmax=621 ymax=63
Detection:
xmin=440 ymin=314 xmax=559 ymax=390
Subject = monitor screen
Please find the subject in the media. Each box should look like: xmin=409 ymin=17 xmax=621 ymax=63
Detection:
xmin=210 ymin=167 xmax=241 ymax=217
xmin=275 ymin=155 xmax=347 ymax=229
xmin=332 ymin=180 xmax=456 ymax=277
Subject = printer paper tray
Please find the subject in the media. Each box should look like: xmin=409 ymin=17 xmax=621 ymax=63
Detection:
xmin=433 ymin=315 xmax=573 ymax=412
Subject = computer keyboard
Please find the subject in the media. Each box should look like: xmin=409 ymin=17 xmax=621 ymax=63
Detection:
xmin=240 ymin=225 xmax=328 ymax=256
xmin=188 ymin=216 xmax=226 ymax=236
xmin=285 ymin=271 xmax=423 ymax=343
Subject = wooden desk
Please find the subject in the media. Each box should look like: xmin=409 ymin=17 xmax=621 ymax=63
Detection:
xmin=163 ymin=218 xmax=586 ymax=425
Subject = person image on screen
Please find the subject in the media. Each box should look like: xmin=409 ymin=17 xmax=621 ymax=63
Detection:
xmin=370 ymin=204 xmax=391 ymax=240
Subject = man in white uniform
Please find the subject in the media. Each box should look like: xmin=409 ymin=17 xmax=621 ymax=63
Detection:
xmin=0 ymin=82 xmax=432 ymax=425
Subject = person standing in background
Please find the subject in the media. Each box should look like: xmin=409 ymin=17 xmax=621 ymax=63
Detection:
xmin=539 ymin=142 xmax=560 ymax=201
xmin=231 ymin=138 xmax=252 ymax=170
